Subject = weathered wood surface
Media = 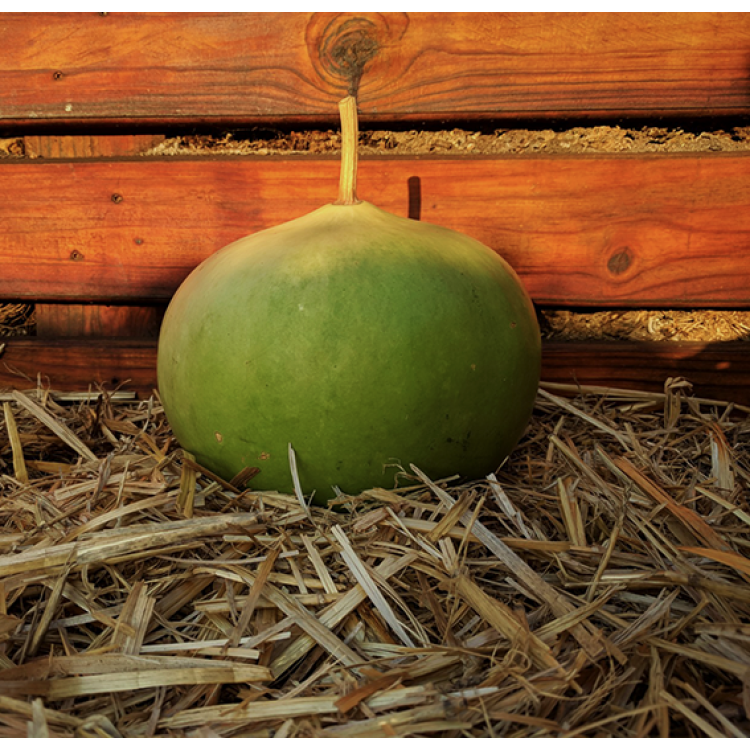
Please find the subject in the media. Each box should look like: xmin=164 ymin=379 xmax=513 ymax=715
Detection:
xmin=23 ymin=135 xmax=165 ymax=159
xmin=541 ymin=341 xmax=750 ymax=405
xmin=35 ymin=304 xmax=164 ymax=339
xmin=1 ymin=154 xmax=749 ymax=308
xmin=26 ymin=135 xmax=167 ymax=339
xmin=1 ymin=12 xmax=749 ymax=126
xmin=0 ymin=339 xmax=157 ymax=394
xmin=2 ymin=339 xmax=748 ymax=405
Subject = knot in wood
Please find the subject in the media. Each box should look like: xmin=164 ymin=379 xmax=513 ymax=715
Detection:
xmin=307 ymin=13 xmax=407 ymax=96
xmin=330 ymin=24 xmax=378 ymax=77
xmin=607 ymin=247 xmax=633 ymax=276
xmin=319 ymin=17 xmax=379 ymax=95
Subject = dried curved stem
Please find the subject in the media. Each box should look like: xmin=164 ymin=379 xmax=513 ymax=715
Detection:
xmin=335 ymin=96 xmax=361 ymax=205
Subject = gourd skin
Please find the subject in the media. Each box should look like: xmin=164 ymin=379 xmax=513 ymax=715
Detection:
xmin=158 ymin=201 xmax=540 ymax=502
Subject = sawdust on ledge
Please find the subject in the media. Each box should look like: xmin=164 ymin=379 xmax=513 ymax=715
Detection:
xmin=144 ymin=125 xmax=750 ymax=157
xmin=3 ymin=125 xmax=749 ymax=161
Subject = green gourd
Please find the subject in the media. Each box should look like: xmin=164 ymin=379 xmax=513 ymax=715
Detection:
xmin=157 ymin=97 xmax=540 ymax=503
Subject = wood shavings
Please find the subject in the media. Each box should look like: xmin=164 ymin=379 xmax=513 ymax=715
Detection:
xmin=0 ymin=382 xmax=749 ymax=737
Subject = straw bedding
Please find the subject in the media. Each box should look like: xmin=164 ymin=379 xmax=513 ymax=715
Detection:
xmin=0 ymin=378 xmax=749 ymax=738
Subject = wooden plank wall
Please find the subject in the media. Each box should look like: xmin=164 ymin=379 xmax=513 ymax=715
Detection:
xmin=2 ymin=12 xmax=749 ymax=123
xmin=1 ymin=156 xmax=749 ymax=307
xmin=1 ymin=12 xmax=749 ymax=403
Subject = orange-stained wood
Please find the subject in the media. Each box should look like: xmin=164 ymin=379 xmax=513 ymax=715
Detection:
xmin=541 ymin=341 xmax=750 ymax=405
xmin=1 ymin=339 xmax=748 ymax=405
xmin=1 ymin=154 xmax=749 ymax=308
xmin=0 ymin=339 xmax=158 ymax=395
xmin=35 ymin=304 xmax=164 ymax=339
xmin=1 ymin=13 xmax=749 ymax=126
xmin=24 ymin=134 xmax=166 ymax=339
xmin=27 ymin=133 xmax=168 ymax=339
xmin=24 ymin=135 xmax=166 ymax=159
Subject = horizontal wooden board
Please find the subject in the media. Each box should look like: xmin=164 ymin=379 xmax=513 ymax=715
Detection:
xmin=541 ymin=341 xmax=750 ymax=405
xmin=1 ymin=13 xmax=749 ymax=126
xmin=1 ymin=154 xmax=749 ymax=308
xmin=26 ymin=136 xmax=168 ymax=340
xmin=2 ymin=339 xmax=748 ymax=406
xmin=24 ymin=134 xmax=166 ymax=159
xmin=0 ymin=338 xmax=157 ymax=395
xmin=35 ymin=304 xmax=164 ymax=339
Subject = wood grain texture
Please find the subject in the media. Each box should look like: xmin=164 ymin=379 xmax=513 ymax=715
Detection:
xmin=35 ymin=304 xmax=164 ymax=338
xmin=0 ymin=339 xmax=157 ymax=395
xmin=1 ymin=154 xmax=749 ymax=308
xmin=1 ymin=12 xmax=749 ymax=126
xmin=2 ymin=339 xmax=748 ymax=405
xmin=24 ymin=135 xmax=165 ymax=159
xmin=26 ymin=135 xmax=167 ymax=339
xmin=542 ymin=341 xmax=750 ymax=403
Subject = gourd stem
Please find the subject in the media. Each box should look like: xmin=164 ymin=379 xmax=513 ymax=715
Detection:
xmin=336 ymin=96 xmax=361 ymax=205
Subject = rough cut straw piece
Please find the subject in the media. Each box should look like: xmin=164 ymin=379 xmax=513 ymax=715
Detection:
xmin=27 ymin=564 xmax=71 ymax=658
xmin=176 ymin=450 xmax=197 ymax=518
xmin=162 ymin=684 xmax=449 ymax=731
xmin=2 ymin=653 xmax=270 ymax=680
xmin=612 ymin=455 xmax=731 ymax=551
xmin=221 ymin=563 xmax=362 ymax=673
xmin=61 ymin=492 xmax=176 ymax=544
xmin=409 ymin=464 xmax=619 ymax=664
xmin=679 ymin=546 xmax=750 ymax=580
xmin=584 ymin=510 xmax=623 ymax=603
xmin=610 ymin=590 xmax=679 ymax=647
xmin=0 ymin=513 xmax=265 ymax=578
xmin=301 ymin=534 xmax=338 ymax=595
xmin=444 ymin=572 xmax=563 ymax=673
xmin=335 ymin=671 xmax=405 ymax=713
xmin=111 ymin=581 xmax=156 ymax=655
xmin=141 ymin=644 xmax=262 ymax=660
xmin=269 ymin=552 xmax=418 ymax=678
xmin=557 ymin=477 xmax=586 ymax=547
xmin=426 ymin=488 xmax=476 ymax=543
xmin=535 ymin=587 xmax=620 ymax=643
xmin=659 ymin=689 xmax=727 ymax=739
xmin=550 ymin=434 xmax=622 ymax=511
xmin=52 ymin=474 xmax=168 ymax=506
xmin=12 ymin=390 xmax=97 ymax=462
xmin=538 ymin=387 xmax=632 ymax=449
xmin=194 ymin=589 xmax=338 ymax=612
xmin=28 ymin=698 xmax=50 ymax=739
xmin=321 ymin=703 xmax=457 ymax=738
xmin=161 ymin=695 xmax=342 ymax=730
xmin=672 ymin=678 xmax=747 ymax=738
xmin=226 ymin=545 xmax=280 ymax=648
xmin=649 ymin=637 xmax=750 ymax=678
xmin=331 ymin=524 xmax=415 ymax=648
xmin=707 ymin=422 xmax=735 ymax=490
xmin=487 ymin=474 xmax=533 ymax=540
xmin=0 ymin=696 xmax=80 ymax=735
xmin=288 ymin=443 xmax=311 ymax=517
xmin=1 ymin=665 xmax=273 ymax=701
xmin=695 ymin=486 xmax=750 ymax=528
xmin=3 ymin=402 xmax=29 ymax=484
